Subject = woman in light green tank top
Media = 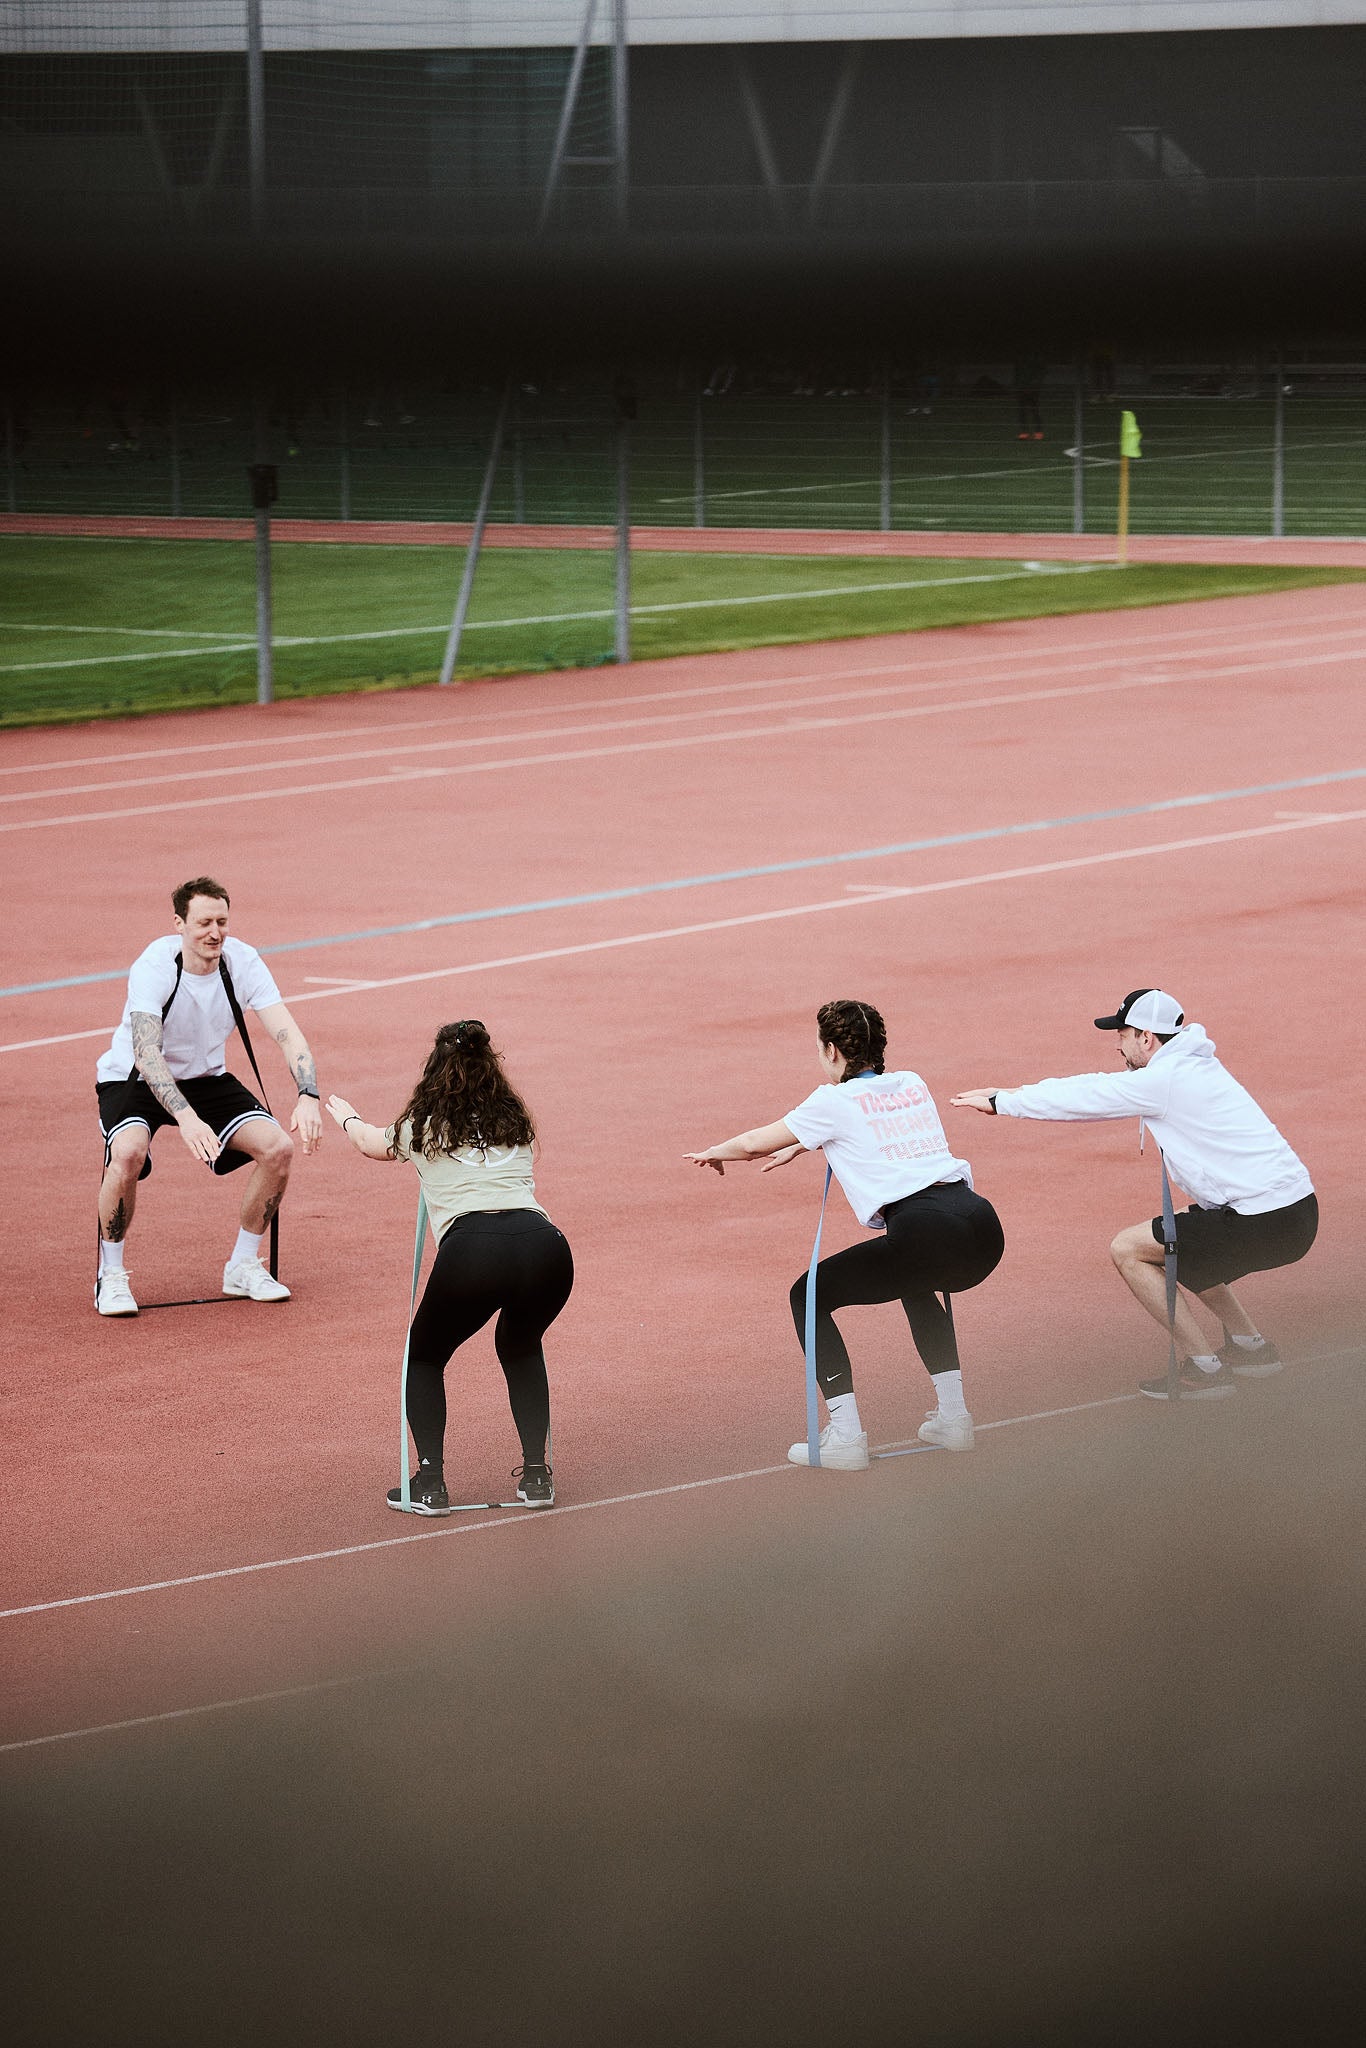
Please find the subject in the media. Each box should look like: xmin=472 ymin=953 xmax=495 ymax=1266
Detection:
xmin=328 ymin=1019 xmax=573 ymax=1515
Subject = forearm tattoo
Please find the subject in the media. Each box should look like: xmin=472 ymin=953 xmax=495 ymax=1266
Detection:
xmin=276 ymin=1026 xmax=318 ymax=1096
xmin=130 ymin=1011 xmax=190 ymax=1117
xmin=104 ymin=1197 xmax=129 ymax=1243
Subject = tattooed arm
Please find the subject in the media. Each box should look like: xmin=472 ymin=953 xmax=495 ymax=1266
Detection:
xmin=254 ymin=1002 xmax=323 ymax=1154
xmin=131 ymin=1011 xmax=222 ymax=1165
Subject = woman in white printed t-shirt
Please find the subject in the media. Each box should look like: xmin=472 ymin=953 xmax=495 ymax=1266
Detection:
xmin=686 ymin=999 xmax=1004 ymax=1466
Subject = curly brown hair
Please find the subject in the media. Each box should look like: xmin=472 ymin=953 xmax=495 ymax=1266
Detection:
xmin=394 ymin=1020 xmax=536 ymax=1159
xmin=816 ymin=998 xmax=887 ymax=1081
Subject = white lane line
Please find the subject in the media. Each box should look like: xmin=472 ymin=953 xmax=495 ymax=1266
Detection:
xmin=0 ymin=621 xmax=249 ymax=638
xmin=4 ymin=805 xmax=1364 ymax=1058
xmin=0 ymin=1388 xmax=1176 ymax=1632
xmin=11 ymin=612 xmax=1366 ymax=808
xmin=8 ymin=641 xmax=1366 ymax=836
xmin=5 ymin=1356 xmax=1359 ymax=1751
xmin=302 ymin=974 xmax=374 ymax=986
xmin=6 ymin=600 xmax=1365 ymax=779
xmin=0 ymin=565 xmax=1101 ymax=677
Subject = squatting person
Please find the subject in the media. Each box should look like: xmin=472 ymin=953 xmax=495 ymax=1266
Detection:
xmin=327 ymin=1018 xmax=573 ymax=1514
xmin=952 ymin=988 xmax=1317 ymax=1399
xmin=95 ymin=876 xmax=323 ymax=1314
xmin=686 ymin=999 xmax=1005 ymax=1465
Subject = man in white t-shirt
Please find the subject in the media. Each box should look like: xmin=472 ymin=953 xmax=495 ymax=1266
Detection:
xmin=953 ymin=989 xmax=1317 ymax=1398
xmin=94 ymin=876 xmax=323 ymax=1315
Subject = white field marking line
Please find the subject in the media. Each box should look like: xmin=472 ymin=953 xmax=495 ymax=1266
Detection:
xmin=656 ymin=434 xmax=1366 ymax=504
xmin=15 ymin=608 xmax=1366 ymax=809
xmin=302 ymin=974 xmax=374 ymax=986
xmin=5 ymin=794 xmax=1365 ymax=1060
xmin=4 ymin=1354 xmax=1359 ymax=1745
xmin=0 ymin=565 xmax=1103 ymax=677
xmin=1 ymin=621 xmax=243 ymax=638
xmin=7 ymin=599 xmax=1365 ymax=781
xmin=8 ymin=803 xmax=1358 ymax=1060
xmin=9 ymin=641 xmax=1366 ymax=837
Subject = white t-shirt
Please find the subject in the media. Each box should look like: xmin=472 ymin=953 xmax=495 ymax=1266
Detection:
xmin=783 ymin=1069 xmax=973 ymax=1229
xmin=96 ymin=936 xmax=282 ymax=1084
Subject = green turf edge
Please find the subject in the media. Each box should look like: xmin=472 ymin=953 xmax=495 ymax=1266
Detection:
xmin=4 ymin=560 xmax=1364 ymax=730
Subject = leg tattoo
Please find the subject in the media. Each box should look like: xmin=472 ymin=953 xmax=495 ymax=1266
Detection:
xmin=261 ymin=1190 xmax=282 ymax=1227
xmin=104 ymin=1197 xmax=129 ymax=1243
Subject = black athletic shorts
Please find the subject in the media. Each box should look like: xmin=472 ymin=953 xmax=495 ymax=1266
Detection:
xmin=97 ymin=1073 xmax=277 ymax=1180
xmin=1152 ymin=1192 xmax=1318 ymax=1295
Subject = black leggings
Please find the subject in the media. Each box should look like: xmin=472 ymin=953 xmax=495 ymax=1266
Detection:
xmin=789 ymin=1179 xmax=1004 ymax=1398
xmin=406 ymin=1210 xmax=574 ymax=1470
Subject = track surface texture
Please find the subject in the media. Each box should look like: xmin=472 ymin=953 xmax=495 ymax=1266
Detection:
xmin=2 ymin=586 xmax=1363 ymax=1805
xmin=5 ymin=510 xmax=1366 ymax=564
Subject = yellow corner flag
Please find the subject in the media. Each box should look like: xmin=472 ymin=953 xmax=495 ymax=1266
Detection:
xmin=1120 ymin=409 xmax=1142 ymax=459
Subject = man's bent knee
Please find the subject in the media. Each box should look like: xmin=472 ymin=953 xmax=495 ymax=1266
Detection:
xmin=1111 ymin=1221 xmax=1160 ymax=1267
xmin=104 ymin=1136 xmax=148 ymax=1183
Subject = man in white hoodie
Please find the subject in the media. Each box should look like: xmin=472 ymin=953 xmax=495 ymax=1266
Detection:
xmin=953 ymin=990 xmax=1317 ymax=1399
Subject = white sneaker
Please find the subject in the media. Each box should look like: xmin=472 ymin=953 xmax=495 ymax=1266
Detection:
xmin=95 ymin=1268 xmax=138 ymax=1316
xmin=223 ymin=1256 xmax=291 ymax=1302
xmin=787 ymin=1426 xmax=870 ymax=1471
xmin=917 ymin=1408 xmax=975 ymax=1450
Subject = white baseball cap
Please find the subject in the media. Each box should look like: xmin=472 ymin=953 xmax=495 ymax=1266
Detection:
xmin=1093 ymin=988 xmax=1185 ymax=1034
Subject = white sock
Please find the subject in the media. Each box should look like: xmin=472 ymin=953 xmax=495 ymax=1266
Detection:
xmin=1230 ymin=1331 xmax=1266 ymax=1349
xmin=230 ymin=1227 xmax=264 ymax=1267
xmin=826 ymin=1391 xmax=864 ymax=1438
xmin=99 ymin=1237 xmax=125 ymax=1271
xmin=1191 ymin=1353 xmax=1222 ymax=1374
xmin=932 ymin=1370 xmax=968 ymax=1419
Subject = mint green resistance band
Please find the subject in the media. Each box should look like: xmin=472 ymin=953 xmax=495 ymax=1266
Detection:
xmin=395 ymin=1187 xmax=551 ymax=1512
xmin=802 ymin=1165 xmax=834 ymax=1468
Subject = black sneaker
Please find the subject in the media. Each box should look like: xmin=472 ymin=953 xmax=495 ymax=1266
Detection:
xmin=1139 ymin=1357 xmax=1237 ymax=1401
xmin=514 ymin=1462 xmax=555 ymax=1509
xmin=387 ymin=1469 xmax=451 ymax=1515
xmin=1217 ymin=1335 xmax=1283 ymax=1379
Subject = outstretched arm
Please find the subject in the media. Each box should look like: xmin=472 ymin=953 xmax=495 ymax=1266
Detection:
xmin=684 ymin=1118 xmax=803 ymax=1177
xmin=131 ymin=1011 xmax=222 ymax=1165
xmin=326 ymin=1094 xmax=399 ymax=1162
xmin=255 ymin=1001 xmax=322 ymax=1154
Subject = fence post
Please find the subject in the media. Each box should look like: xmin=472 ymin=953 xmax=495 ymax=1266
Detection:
xmin=1073 ymin=358 xmax=1085 ymax=536
xmin=693 ymin=378 xmax=705 ymax=528
xmin=511 ymin=396 xmax=526 ymax=524
xmin=4 ymin=394 xmax=17 ymax=515
xmin=879 ymin=362 xmax=893 ymax=532
xmin=245 ymin=0 xmax=267 ymax=235
xmin=615 ymin=406 xmax=632 ymax=662
xmin=338 ymin=384 xmax=352 ymax=522
xmin=250 ymin=391 xmax=275 ymax=705
xmin=439 ymin=379 xmax=511 ymax=686
xmin=1271 ymin=348 xmax=1285 ymax=539
xmin=169 ymin=390 xmax=182 ymax=517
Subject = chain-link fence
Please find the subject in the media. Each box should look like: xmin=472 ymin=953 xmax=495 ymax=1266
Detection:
xmin=6 ymin=362 xmax=1366 ymax=537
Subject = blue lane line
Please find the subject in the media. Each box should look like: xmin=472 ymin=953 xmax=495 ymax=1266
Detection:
xmin=5 ymin=762 xmax=1364 ymax=1001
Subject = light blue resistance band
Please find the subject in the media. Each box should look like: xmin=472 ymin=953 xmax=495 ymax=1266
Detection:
xmin=1158 ymin=1148 xmax=1182 ymax=1400
xmin=398 ymin=1189 xmax=432 ymax=1511
xmin=803 ymin=1165 xmax=834 ymax=1468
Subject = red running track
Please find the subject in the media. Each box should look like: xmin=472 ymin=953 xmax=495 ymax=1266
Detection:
xmin=4 ymin=510 xmax=1366 ymax=566
xmin=2 ymin=583 xmax=1364 ymax=1749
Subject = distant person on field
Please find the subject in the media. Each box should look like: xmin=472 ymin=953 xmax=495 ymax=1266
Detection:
xmin=686 ymin=1000 xmax=1005 ymax=1464
xmin=1013 ymin=357 xmax=1045 ymax=439
xmin=953 ymin=990 xmax=1317 ymax=1399
xmin=94 ymin=877 xmax=322 ymax=1315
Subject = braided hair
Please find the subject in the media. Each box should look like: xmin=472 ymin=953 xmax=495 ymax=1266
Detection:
xmin=393 ymin=1019 xmax=536 ymax=1158
xmin=816 ymin=998 xmax=887 ymax=1081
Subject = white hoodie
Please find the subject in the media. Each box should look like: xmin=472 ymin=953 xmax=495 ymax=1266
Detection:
xmin=995 ymin=1025 xmax=1313 ymax=1216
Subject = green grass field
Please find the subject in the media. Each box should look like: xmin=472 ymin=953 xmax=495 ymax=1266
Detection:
xmin=4 ymin=534 xmax=1364 ymax=727
xmin=10 ymin=388 xmax=1366 ymax=537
